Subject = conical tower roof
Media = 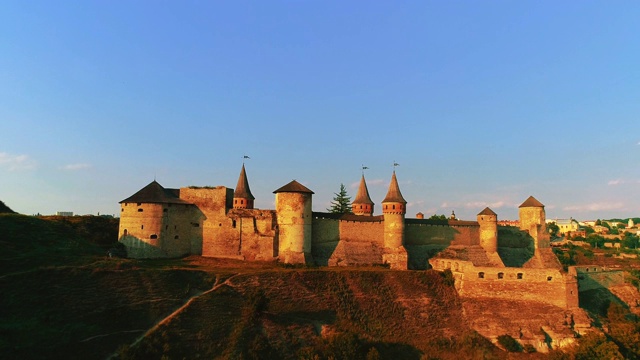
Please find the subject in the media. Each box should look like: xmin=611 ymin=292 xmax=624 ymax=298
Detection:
xmin=119 ymin=180 xmax=189 ymax=204
xmin=352 ymin=174 xmax=374 ymax=205
xmin=234 ymin=164 xmax=255 ymax=200
xmin=478 ymin=207 xmax=497 ymax=216
xmin=273 ymin=180 xmax=314 ymax=194
xmin=382 ymin=171 xmax=407 ymax=204
xmin=519 ymin=196 xmax=544 ymax=208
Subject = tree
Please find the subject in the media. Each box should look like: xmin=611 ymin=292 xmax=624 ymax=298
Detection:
xmin=429 ymin=214 xmax=447 ymax=221
xmin=327 ymin=184 xmax=353 ymax=214
xmin=547 ymin=222 xmax=560 ymax=238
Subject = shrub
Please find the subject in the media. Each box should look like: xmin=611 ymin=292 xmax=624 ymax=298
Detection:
xmin=497 ymin=334 xmax=522 ymax=352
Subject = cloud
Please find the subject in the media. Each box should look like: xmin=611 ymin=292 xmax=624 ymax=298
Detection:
xmin=0 ymin=152 xmax=36 ymax=171
xmin=61 ymin=163 xmax=91 ymax=171
xmin=463 ymin=201 xmax=506 ymax=209
xmin=608 ymin=179 xmax=623 ymax=186
xmin=563 ymin=202 xmax=625 ymax=212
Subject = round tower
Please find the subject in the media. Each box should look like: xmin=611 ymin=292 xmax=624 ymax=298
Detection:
xmin=233 ymin=164 xmax=255 ymax=209
xmin=352 ymin=174 xmax=374 ymax=216
xmin=273 ymin=180 xmax=314 ymax=264
xmin=381 ymin=171 xmax=407 ymax=249
xmin=477 ymin=207 xmax=498 ymax=253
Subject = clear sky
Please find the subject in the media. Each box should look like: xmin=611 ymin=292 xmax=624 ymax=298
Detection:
xmin=1 ymin=1 xmax=639 ymax=221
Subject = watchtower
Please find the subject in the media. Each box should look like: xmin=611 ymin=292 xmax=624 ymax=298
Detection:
xmin=352 ymin=174 xmax=374 ymax=216
xmin=477 ymin=207 xmax=498 ymax=253
xmin=273 ymin=180 xmax=314 ymax=264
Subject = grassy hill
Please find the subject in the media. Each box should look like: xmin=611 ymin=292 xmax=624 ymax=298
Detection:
xmin=3 ymin=215 xmax=638 ymax=359
xmin=0 ymin=214 xmax=506 ymax=359
xmin=0 ymin=200 xmax=16 ymax=214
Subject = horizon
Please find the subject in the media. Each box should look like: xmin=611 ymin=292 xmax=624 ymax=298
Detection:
xmin=1 ymin=2 xmax=639 ymax=221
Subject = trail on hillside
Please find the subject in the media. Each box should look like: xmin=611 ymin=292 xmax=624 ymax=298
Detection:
xmin=106 ymin=273 xmax=240 ymax=359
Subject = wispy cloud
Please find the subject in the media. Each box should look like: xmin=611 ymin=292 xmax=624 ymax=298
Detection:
xmin=563 ymin=202 xmax=625 ymax=212
xmin=61 ymin=163 xmax=91 ymax=171
xmin=608 ymin=179 xmax=640 ymax=186
xmin=0 ymin=152 xmax=36 ymax=171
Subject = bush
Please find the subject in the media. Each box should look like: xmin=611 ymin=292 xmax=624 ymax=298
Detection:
xmin=497 ymin=334 xmax=522 ymax=352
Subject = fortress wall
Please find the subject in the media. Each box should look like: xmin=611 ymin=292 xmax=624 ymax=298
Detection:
xmin=233 ymin=210 xmax=278 ymax=261
xmin=571 ymin=266 xmax=625 ymax=291
xmin=405 ymin=223 xmax=480 ymax=246
xmin=339 ymin=220 xmax=384 ymax=243
xmin=180 ymin=187 xmax=241 ymax=258
xmin=432 ymin=258 xmax=573 ymax=308
xmin=312 ymin=218 xmax=340 ymax=244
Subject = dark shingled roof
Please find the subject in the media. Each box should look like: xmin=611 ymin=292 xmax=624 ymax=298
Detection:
xmin=478 ymin=207 xmax=497 ymax=216
xmin=119 ymin=181 xmax=191 ymax=204
xmin=382 ymin=171 xmax=407 ymax=204
xmin=352 ymin=174 xmax=374 ymax=205
xmin=519 ymin=196 xmax=544 ymax=208
xmin=234 ymin=164 xmax=255 ymax=200
xmin=273 ymin=180 xmax=314 ymax=194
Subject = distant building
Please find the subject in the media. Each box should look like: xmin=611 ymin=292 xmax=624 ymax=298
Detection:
xmin=56 ymin=211 xmax=73 ymax=217
xmin=497 ymin=219 xmax=519 ymax=227
xmin=551 ymin=218 xmax=580 ymax=235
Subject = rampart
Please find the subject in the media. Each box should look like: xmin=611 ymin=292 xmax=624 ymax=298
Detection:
xmin=430 ymin=258 xmax=579 ymax=309
xmin=570 ymin=265 xmax=625 ymax=292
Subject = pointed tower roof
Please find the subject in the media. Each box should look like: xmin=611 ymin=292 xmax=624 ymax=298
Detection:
xmin=119 ymin=181 xmax=190 ymax=204
xmin=234 ymin=164 xmax=255 ymax=200
xmin=478 ymin=207 xmax=497 ymax=216
xmin=352 ymin=174 xmax=374 ymax=205
xmin=382 ymin=171 xmax=407 ymax=204
xmin=519 ymin=196 xmax=545 ymax=208
xmin=273 ymin=180 xmax=314 ymax=194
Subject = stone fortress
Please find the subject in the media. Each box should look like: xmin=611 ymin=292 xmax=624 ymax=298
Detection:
xmin=118 ymin=164 xmax=579 ymax=310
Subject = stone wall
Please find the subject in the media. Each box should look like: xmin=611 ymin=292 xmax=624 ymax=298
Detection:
xmin=430 ymin=258 xmax=578 ymax=309
xmin=180 ymin=187 xmax=239 ymax=258
xmin=570 ymin=265 xmax=625 ymax=292
xmin=119 ymin=202 xmax=194 ymax=258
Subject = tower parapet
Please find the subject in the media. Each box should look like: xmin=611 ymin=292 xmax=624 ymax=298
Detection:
xmin=274 ymin=180 xmax=314 ymax=264
xmin=352 ymin=174 xmax=374 ymax=216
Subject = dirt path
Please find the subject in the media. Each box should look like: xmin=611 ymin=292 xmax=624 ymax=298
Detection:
xmin=106 ymin=273 xmax=239 ymax=359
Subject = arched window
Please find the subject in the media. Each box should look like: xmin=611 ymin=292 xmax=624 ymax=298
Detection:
xmin=517 ymin=273 xmax=523 ymax=279
xmin=150 ymin=234 xmax=158 ymax=239
xmin=138 ymin=208 xmax=143 ymax=212
xmin=497 ymin=272 xmax=504 ymax=279
xmin=478 ymin=272 xmax=485 ymax=279
xmin=123 ymin=229 xmax=128 ymax=236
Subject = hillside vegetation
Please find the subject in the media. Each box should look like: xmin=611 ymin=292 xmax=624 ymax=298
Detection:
xmin=0 ymin=200 xmax=16 ymax=214
xmin=2 ymin=215 xmax=639 ymax=359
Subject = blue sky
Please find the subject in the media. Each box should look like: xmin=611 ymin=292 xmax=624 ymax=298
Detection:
xmin=1 ymin=1 xmax=639 ymax=221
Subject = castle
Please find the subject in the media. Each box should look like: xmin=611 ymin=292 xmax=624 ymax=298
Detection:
xmin=118 ymin=164 xmax=579 ymax=309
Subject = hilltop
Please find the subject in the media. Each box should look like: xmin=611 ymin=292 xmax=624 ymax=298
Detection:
xmin=0 ymin=200 xmax=15 ymax=214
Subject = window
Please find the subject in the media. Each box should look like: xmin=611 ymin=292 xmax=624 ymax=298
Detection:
xmin=123 ymin=229 xmax=128 ymax=236
xmin=241 ymin=200 xmax=244 ymax=204
xmin=121 ymin=208 xmax=124 ymax=212
xmin=517 ymin=273 xmax=523 ymax=279
xmin=192 ymin=223 xmax=199 ymax=227
xmin=163 ymin=208 xmax=167 ymax=212
xmin=174 ymin=235 xmax=179 ymax=239
xmin=138 ymin=208 xmax=143 ymax=212
xmin=232 ymin=220 xmax=236 ymax=228
xmin=478 ymin=272 xmax=485 ymax=279
xmin=547 ymin=276 xmax=553 ymax=281
xmin=137 ymin=203 xmax=141 ymax=206
xmin=497 ymin=272 xmax=504 ymax=279
xmin=393 ymin=205 xmax=396 ymax=209
xmin=165 ymin=225 xmax=168 ymax=230
xmin=150 ymin=234 xmax=158 ymax=239
xmin=141 ymin=225 xmax=144 ymax=229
